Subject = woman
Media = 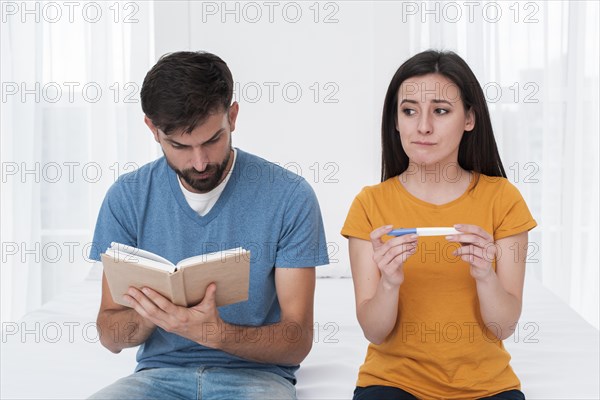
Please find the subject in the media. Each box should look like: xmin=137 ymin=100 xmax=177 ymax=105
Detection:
xmin=341 ymin=50 xmax=537 ymax=400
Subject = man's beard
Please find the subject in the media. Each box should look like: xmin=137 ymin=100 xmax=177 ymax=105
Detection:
xmin=168 ymin=149 xmax=232 ymax=193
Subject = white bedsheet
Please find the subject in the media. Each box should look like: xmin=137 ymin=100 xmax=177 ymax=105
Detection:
xmin=2 ymin=273 xmax=599 ymax=399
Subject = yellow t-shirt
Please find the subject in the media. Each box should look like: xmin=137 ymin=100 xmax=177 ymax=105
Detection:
xmin=341 ymin=174 xmax=537 ymax=400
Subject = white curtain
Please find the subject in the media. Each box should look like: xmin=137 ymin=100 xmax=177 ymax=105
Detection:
xmin=2 ymin=1 xmax=598 ymax=329
xmin=398 ymin=1 xmax=600 ymax=328
xmin=1 ymin=1 xmax=158 ymax=322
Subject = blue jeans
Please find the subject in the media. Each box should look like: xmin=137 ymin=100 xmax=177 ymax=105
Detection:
xmin=88 ymin=367 xmax=296 ymax=400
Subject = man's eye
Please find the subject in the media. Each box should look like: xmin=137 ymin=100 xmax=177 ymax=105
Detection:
xmin=205 ymin=135 xmax=222 ymax=145
xmin=171 ymin=143 xmax=185 ymax=149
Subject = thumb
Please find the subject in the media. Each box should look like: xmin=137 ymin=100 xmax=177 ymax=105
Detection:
xmin=202 ymin=283 xmax=217 ymax=306
xmin=370 ymin=225 xmax=394 ymax=249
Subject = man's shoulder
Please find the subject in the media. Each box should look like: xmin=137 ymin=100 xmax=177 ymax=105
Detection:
xmin=235 ymin=149 xmax=308 ymax=189
xmin=117 ymin=157 xmax=167 ymax=183
xmin=106 ymin=157 xmax=168 ymax=199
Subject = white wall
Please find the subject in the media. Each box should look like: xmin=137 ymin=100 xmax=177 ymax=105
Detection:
xmin=154 ymin=1 xmax=386 ymax=276
xmin=2 ymin=1 xmax=598 ymax=328
xmin=146 ymin=1 xmax=599 ymax=327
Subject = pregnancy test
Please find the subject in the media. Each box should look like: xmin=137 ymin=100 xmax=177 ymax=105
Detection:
xmin=388 ymin=227 xmax=460 ymax=237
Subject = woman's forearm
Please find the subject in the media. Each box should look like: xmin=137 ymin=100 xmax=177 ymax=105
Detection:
xmin=475 ymin=272 xmax=522 ymax=340
xmin=357 ymin=279 xmax=401 ymax=345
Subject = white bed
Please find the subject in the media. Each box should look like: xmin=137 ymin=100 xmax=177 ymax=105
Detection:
xmin=2 ymin=269 xmax=599 ymax=399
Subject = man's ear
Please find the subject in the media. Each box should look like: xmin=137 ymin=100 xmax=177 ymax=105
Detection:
xmin=464 ymin=107 xmax=475 ymax=132
xmin=144 ymin=115 xmax=160 ymax=143
xmin=228 ymin=102 xmax=240 ymax=132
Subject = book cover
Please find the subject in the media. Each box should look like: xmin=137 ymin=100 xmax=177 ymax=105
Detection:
xmin=101 ymin=243 xmax=250 ymax=307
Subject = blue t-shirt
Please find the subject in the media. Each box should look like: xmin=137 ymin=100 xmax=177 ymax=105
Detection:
xmin=90 ymin=148 xmax=329 ymax=381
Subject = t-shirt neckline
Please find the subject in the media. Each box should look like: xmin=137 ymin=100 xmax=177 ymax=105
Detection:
xmin=167 ymin=148 xmax=243 ymax=226
xmin=392 ymin=172 xmax=477 ymax=210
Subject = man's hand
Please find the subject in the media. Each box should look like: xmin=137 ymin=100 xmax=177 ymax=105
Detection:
xmin=122 ymin=267 xmax=315 ymax=366
xmin=123 ymin=283 xmax=223 ymax=346
xmin=96 ymin=272 xmax=158 ymax=354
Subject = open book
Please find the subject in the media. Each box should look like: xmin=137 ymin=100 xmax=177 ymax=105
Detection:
xmin=101 ymin=242 xmax=250 ymax=307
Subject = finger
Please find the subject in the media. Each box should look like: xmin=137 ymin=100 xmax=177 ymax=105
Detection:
xmin=461 ymin=253 xmax=487 ymax=267
xmin=124 ymin=292 xmax=157 ymax=322
xmin=379 ymin=242 xmax=417 ymax=267
xmin=446 ymin=233 xmax=487 ymax=248
xmin=141 ymin=287 xmax=177 ymax=313
xmin=391 ymin=246 xmax=417 ymax=266
xmin=202 ymin=283 xmax=218 ymax=308
xmin=375 ymin=234 xmax=418 ymax=260
xmin=454 ymin=243 xmax=496 ymax=264
xmin=126 ymin=287 xmax=170 ymax=325
xmin=379 ymin=245 xmax=417 ymax=280
xmin=390 ymin=242 xmax=418 ymax=264
xmin=387 ymin=234 xmax=419 ymax=246
xmin=191 ymin=283 xmax=218 ymax=311
xmin=370 ymin=225 xmax=394 ymax=249
xmin=454 ymin=224 xmax=493 ymax=241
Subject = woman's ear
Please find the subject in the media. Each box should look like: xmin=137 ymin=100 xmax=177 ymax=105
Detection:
xmin=464 ymin=107 xmax=475 ymax=132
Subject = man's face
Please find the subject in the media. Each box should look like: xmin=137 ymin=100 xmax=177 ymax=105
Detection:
xmin=146 ymin=102 xmax=239 ymax=193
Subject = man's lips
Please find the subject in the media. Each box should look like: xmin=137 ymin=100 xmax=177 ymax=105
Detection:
xmin=190 ymin=169 xmax=214 ymax=179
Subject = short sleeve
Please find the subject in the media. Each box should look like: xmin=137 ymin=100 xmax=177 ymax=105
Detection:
xmin=274 ymin=179 xmax=329 ymax=268
xmin=88 ymin=179 xmax=137 ymax=261
xmin=340 ymin=188 xmax=373 ymax=241
xmin=493 ymin=181 xmax=537 ymax=240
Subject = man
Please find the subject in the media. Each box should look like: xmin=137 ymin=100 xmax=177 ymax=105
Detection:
xmin=88 ymin=51 xmax=329 ymax=399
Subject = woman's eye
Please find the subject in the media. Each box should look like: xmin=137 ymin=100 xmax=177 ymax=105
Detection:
xmin=401 ymin=109 xmax=416 ymax=116
xmin=435 ymin=108 xmax=449 ymax=115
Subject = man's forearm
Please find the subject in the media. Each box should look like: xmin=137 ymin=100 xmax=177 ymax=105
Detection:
xmin=199 ymin=318 xmax=313 ymax=366
xmin=97 ymin=308 xmax=157 ymax=353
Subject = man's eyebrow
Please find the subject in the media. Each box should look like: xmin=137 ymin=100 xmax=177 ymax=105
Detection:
xmin=164 ymin=128 xmax=225 ymax=146
xmin=204 ymin=128 xmax=225 ymax=143
xmin=164 ymin=137 xmax=188 ymax=147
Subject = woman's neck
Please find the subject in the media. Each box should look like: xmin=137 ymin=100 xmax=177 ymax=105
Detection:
xmin=398 ymin=163 xmax=473 ymax=205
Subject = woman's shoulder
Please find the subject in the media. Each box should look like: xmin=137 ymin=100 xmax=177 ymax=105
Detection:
xmin=354 ymin=177 xmax=398 ymax=200
xmin=473 ymin=173 xmax=524 ymax=201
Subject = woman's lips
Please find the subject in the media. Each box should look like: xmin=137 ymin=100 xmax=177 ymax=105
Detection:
xmin=413 ymin=141 xmax=436 ymax=145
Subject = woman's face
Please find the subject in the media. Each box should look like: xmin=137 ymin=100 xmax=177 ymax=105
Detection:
xmin=396 ymin=73 xmax=475 ymax=169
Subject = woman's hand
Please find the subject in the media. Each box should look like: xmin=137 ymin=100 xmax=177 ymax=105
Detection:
xmin=370 ymin=225 xmax=418 ymax=289
xmin=447 ymin=224 xmax=497 ymax=282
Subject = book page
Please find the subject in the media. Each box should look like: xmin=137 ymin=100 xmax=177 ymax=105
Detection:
xmin=176 ymin=247 xmax=248 ymax=269
xmin=110 ymin=242 xmax=174 ymax=266
xmin=106 ymin=248 xmax=176 ymax=273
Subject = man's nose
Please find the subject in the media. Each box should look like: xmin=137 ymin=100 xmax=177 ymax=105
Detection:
xmin=190 ymin=148 xmax=209 ymax=171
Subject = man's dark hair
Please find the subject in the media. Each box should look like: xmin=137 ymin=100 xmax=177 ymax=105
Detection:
xmin=141 ymin=51 xmax=234 ymax=134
